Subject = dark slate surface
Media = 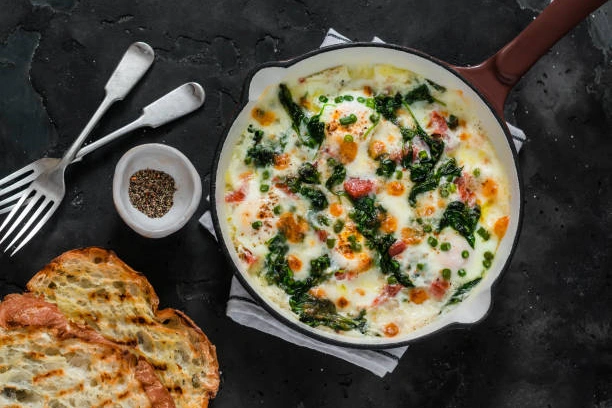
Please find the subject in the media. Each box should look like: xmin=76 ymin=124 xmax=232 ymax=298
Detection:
xmin=1 ymin=0 xmax=611 ymax=407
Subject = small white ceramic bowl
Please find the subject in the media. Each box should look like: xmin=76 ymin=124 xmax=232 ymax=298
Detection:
xmin=113 ymin=143 xmax=201 ymax=238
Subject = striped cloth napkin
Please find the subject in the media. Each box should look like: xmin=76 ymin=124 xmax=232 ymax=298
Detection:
xmin=199 ymin=29 xmax=526 ymax=377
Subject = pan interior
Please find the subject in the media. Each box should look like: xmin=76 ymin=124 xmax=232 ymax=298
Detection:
xmin=214 ymin=45 xmax=521 ymax=347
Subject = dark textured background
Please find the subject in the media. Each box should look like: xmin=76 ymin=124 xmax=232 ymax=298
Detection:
xmin=1 ymin=0 xmax=611 ymax=407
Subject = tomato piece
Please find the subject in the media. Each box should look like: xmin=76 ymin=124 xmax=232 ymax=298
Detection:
xmin=388 ymin=240 xmax=407 ymax=257
xmin=372 ymin=284 xmax=403 ymax=306
xmin=225 ymin=188 xmax=246 ymax=203
xmin=429 ymin=111 xmax=449 ymax=135
xmin=316 ymin=229 xmax=328 ymax=242
xmin=344 ymin=178 xmax=374 ymax=199
xmin=429 ymin=278 xmax=450 ymax=300
xmin=240 ymin=248 xmax=257 ymax=265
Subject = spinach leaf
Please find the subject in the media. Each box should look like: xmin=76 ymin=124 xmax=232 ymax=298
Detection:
xmin=446 ymin=114 xmax=459 ymax=130
xmin=325 ymin=160 xmax=346 ymax=190
xmin=426 ymin=79 xmax=447 ymax=92
xmin=376 ymin=157 xmax=396 ymax=178
xmin=404 ymin=84 xmax=435 ymax=104
xmin=304 ymin=114 xmax=326 ymax=148
xmin=300 ymin=186 xmax=328 ymax=211
xmin=246 ymin=144 xmax=276 ymax=167
xmin=290 ymin=292 xmax=367 ymax=333
xmin=438 ymin=201 xmax=481 ymax=248
xmin=369 ymin=234 xmax=414 ymax=287
xmin=278 ymin=83 xmax=305 ymax=135
xmin=408 ymin=158 xmax=462 ymax=206
xmin=349 ymin=196 xmax=386 ymax=240
xmin=446 ymin=278 xmax=482 ymax=306
xmin=298 ymin=162 xmax=320 ymax=184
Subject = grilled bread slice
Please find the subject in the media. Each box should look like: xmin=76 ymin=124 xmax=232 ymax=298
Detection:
xmin=0 ymin=293 xmax=174 ymax=408
xmin=26 ymin=247 xmax=219 ymax=408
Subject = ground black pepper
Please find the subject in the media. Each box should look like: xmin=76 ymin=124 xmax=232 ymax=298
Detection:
xmin=128 ymin=168 xmax=176 ymax=218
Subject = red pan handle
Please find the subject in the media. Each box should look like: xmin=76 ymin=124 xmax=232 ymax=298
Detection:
xmin=452 ymin=0 xmax=607 ymax=119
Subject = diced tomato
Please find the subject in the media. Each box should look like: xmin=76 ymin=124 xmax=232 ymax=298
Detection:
xmin=316 ymin=229 xmax=328 ymax=242
xmin=429 ymin=111 xmax=449 ymax=135
xmin=388 ymin=240 xmax=407 ymax=257
xmin=225 ymin=188 xmax=246 ymax=203
xmin=344 ymin=178 xmax=374 ymax=199
xmin=372 ymin=284 xmax=403 ymax=306
xmin=429 ymin=278 xmax=450 ymax=300
xmin=335 ymin=271 xmax=346 ymax=280
xmin=455 ymin=174 xmax=476 ymax=205
xmin=240 ymin=248 xmax=257 ymax=265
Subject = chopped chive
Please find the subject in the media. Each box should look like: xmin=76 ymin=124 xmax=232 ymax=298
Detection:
xmin=334 ymin=96 xmax=343 ymax=103
xmin=344 ymin=134 xmax=354 ymax=142
xmin=484 ymin=251 xmax=494 ymax=260
xmin=417 ymin=263 xmax=425 ymax=270
xmin=260 ymin=184 xmax=269 ymax=192
xmin=461 ymin=250 xmax=470 ymax=259
xmin=343 ymin=95 xmax=354 ymax=101
xmin=365 ymin=98 xmax=375 ymax=109
xmin=477 ymin=227 xmax=490 ymax=241
xmin=428 ymin=236 xmax=438 ymax=247
xmin=440 ymin=242 xmax=451 ymax=251
xmin=483 ymin=259 xmax=492 ymax=268
xmin=387 ymin=275 xmax=398 ymax=284
xmin=442 ymin=268 xmax=451 ymax=280
xmin=418 ymin=150 xmax=428 ymax=160
xmin=326 ymin=238 xmax=336 ymax=249
xmin=318 ymin=95 xmax=328 ymax=103
xmin=251 ymin=221 xmax=262 ymax=229
xmin=395 ymin=170 xmax=403 ymax=180
xmin=262 ymin=170 xmax=270 ymax=180
xmin=333 ymin=219 xmax=345 ymax=233
xmin=458 ymin=268 xmax=466 ymax=277
xmin=448 ymin=183 xmax=457 ymax=193
xmin=423 ymin=224 xmax=432 ymax=233
xmin=369 ymin=113 xmax=380 ymax=123
xmin=273 ymin=205 xmax=282 ymax=215
xmin=339 ymin=114 xmax=358 ymax=126
xmin=357 ymin=96 xmax=366 ymax=103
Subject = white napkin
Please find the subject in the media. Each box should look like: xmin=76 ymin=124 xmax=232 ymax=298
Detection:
xmin=199 ymin=29 xmax=526 ymax=377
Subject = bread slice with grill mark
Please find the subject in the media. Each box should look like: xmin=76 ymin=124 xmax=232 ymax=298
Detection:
xmin=0 ymin=293 xmax=173 ymax=408
xmin=26 ymin=247 xmax=219 ymax=408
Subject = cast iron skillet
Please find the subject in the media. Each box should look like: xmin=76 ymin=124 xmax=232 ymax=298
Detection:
xmin=212 ymin=0 xmax=607 ymax=348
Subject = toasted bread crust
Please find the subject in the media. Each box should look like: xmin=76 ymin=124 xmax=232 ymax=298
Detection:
xmin=0 ymin=293 xmax=174 ymax=408
xmin=27 ymin=247 xmax=219 ymax=408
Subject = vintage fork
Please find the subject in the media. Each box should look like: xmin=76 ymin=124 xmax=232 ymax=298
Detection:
xmin=0 ymin=41 xmax=154 ymax=214
xmin=0 ymin=41 xmax=155 ymax=255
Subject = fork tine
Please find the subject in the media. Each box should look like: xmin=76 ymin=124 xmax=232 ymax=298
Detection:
xmin=0 ymin=189 xmax=28 ymax=208
xmin=9 ymin=200 xmax=59 ymax=256
xmin=0 ymin=187 xmax=32 ymax=235
xmin=0 ymin=191 xmax=41 ymax=245
xmin=4 ymin=196 xmax=49 ymax=251
xmin=0 ymin=165 xmax=34 ymax=186
xmin=0 ymin=172 xmax=37 ymax=197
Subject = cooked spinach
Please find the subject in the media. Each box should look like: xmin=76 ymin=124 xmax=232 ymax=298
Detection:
xmin=404 ymin=84 xmax=435 ymax=104
xmin=370 ymin=233 xmax=414 ymax=287
xmin=426 ymin=79 xmax=447 ymax=92
xmin=376 ymin=157 xmax=396 ymax=178
xmin=300 ymin=186 xmax=328 ymax=211
xmin=350 ymin=196 xmax=386 ymax=240
xmin=438 ymin=201 xmax=481 ymax=248
xmin=245 ymin=144 xmax=276 ymax=167
xmin=447 ymin=114 xmax=459 ymax=130
xmin=290 ymin=292 xmax=367 ymax=333
xmin=446 ymin=277 xmax=482 ymax=306
xmin=278 ymin=84 xmax=326 ymax=149
xmin=298 ymin=162 xmax=320 ymax=184
xmin=325 ymin=160 xmax=346 ymax=190
xmin=408 ymin=158 xmax=462 ymax=206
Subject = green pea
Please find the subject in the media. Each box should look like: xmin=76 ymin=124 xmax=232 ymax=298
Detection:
xmin=484 ymin=251 xmax=494 ymax=260
xmin=333 ymin=219 xmax=345 ymax=233
xmin=423 ymin=224 xmax=432 ymax=233
xmin=440 ymin=242 xmax=451 ymax=251
xmin=473 ymin=168 xmax=481 ymax=177
xmin=442 ymin=268 xmax=451 ymax=280
xmin=334 ymin=96 xmax=343 ymax=103
xmin=477 ymin=227 xmax=490 ymax=241
xmin=251 ymin=221 xmax=262 ymax=229
xmin=357 ymin=96 xmax=366 ymax=103
xmin=387 ymin=275 xmax=398 ymax=284
xmin=326 ymin=238 xmax=336 ymax=249
xmin=461 ymin=250 xmax=470 ymax=259
xmin=428 ymin=236 xmax=438 ymax=247
xmin=395 ymin=170 xmax=403 ymax=180
xmin=448 ymin=183 xmax=457 ymax=193
xmin=262 ymin=170 xmax=270 ymax=180
xmin=260 ymin=184 xmax=269 ymax=192
xmin=273 ymin=205 xmax=282 ymax=215
xmin=343 ymin=95 xmax=354 ymax=101
xmin=417 ymin=263 xmax=425 ymax=270
xmin=365 ymin=98 xmax=376 ymax=109
xmin=369 ymin=113 xmax=380 ymax=123
xmin=458 ymin=268 xmax=466 ymax=277
xmin=483 ymin=259 xmax=492 ymax=268
xmin=440 ymin=186 xmax=450 ymax=198
xmin=418 ymin=150 xmax=428 ymax=160
xmin=344 ymin=134 xmax=354 ymax=142
xmin=318 ymin=95 xmax=328 ymax=103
